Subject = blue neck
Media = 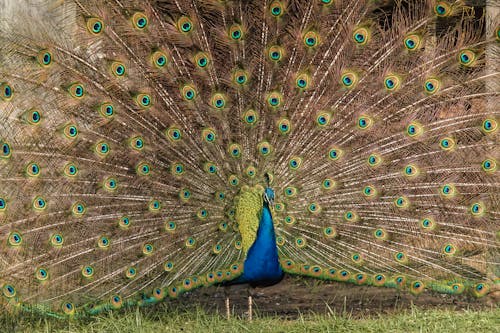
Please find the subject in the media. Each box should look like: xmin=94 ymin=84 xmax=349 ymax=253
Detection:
xmin=235 ymin=203 xmax=283 ymax=286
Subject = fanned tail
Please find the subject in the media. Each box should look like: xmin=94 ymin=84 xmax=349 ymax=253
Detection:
xmin=0 ymin=0 xmax=498 ymax=317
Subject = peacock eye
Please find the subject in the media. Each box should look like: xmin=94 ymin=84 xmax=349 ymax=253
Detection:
xmin=135 ymin=93 xmax=152 ymax=108
xmin=211 ymin=93 xmax=226 ymax=109
xmin=352 ymin=27 xmax=370 ymax=45
xmin=269 ymin=1 xmax=284 ymax=17
xmin=268 ymin=45 xmax=284 ymax=62
xmin=68 ymin=83 xmax=84 ymax=98
xmin=303 ymin=31 xmax=319 ymax=47
xmin=424 ymin=78 xmax=441 ymax=94
xmin=132 ymin=12 xmax=148 ymax=30
xmin=266 ymin=92 xmax=282 ymax=108
xmin=87 ymin=17 xmax=104 ymax=35
xmin=177 ymin=16 xmax=193 ymax=33
xmin=434 ymin=2 xmax=451 ymax=17
xmin=37 ymin=50 xmax=53 ymax=67
xmin=340 ymin=71 xmax=358 ymax=89
xmin=182 ymin=85 xmax=197 ymax=100
xmin=243 ymin=109 xmax=259 ymax=126
xmin=229 ymin=25 xmax=243 ymax=40
xmin=458 ymin=49 xmax=477 ymax=67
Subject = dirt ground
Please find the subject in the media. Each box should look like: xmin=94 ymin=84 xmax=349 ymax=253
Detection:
xmin=170 ymin=276 xmax=498 ymax=318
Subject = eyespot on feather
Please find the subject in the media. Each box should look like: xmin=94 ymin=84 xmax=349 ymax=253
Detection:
xmin=86 ymin=17 xmax=104 ymax=35
xmin=303 ymin=30 xmax=320 ymax=48
xmin=151 ymin=50 xmax=168 ymax=68
xmin=403 ymin=34 xmax=422 ymax=51
xmin=268 ymin=45 xmax=284 ymax=62
xmin=36 ymin=49 xmax=53 ymax=67
xmin=269 ymin=1 xmax=285 ymax=17
xmin=132 ymin=12 xmax=148 ymax=30
xmin=434 ymin=2 xmax=452 ymax=17
xmin=352 ymin=27 xmax=371 ymax=45
xmin=177 ymin=16 xmax=193 ymax=33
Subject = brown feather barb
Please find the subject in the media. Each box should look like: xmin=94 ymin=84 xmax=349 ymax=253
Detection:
xmin=0 ymin=0 xmax=498 ymax=317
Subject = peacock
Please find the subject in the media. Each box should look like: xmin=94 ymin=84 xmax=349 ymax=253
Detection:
xmin=0 ymin=0 xmax=498 ymax=319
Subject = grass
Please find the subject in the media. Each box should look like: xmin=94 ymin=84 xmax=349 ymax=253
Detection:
xmin=0 ymin=304 xmax=498 ymax=333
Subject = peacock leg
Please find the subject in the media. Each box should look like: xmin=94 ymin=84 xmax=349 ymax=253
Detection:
xmin=247 ymin=288 xmax=254 ymax=321
xmin=224 ymin=286 xmax=231 ymax=319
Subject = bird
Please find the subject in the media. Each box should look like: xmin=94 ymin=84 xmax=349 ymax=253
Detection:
xmin=0 ymin=0 xmax=498 ymax=319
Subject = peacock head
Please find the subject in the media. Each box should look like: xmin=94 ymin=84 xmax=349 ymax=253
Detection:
xmin=263 ymin=187 xmax=275 ymax=208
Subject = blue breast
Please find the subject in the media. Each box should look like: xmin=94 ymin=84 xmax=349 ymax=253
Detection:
xmin=234 ymin=203 xmax=284 ymax=286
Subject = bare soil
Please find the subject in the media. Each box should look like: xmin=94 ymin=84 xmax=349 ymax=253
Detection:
xmin=171 ymin=276 xmax=498 ymax=318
